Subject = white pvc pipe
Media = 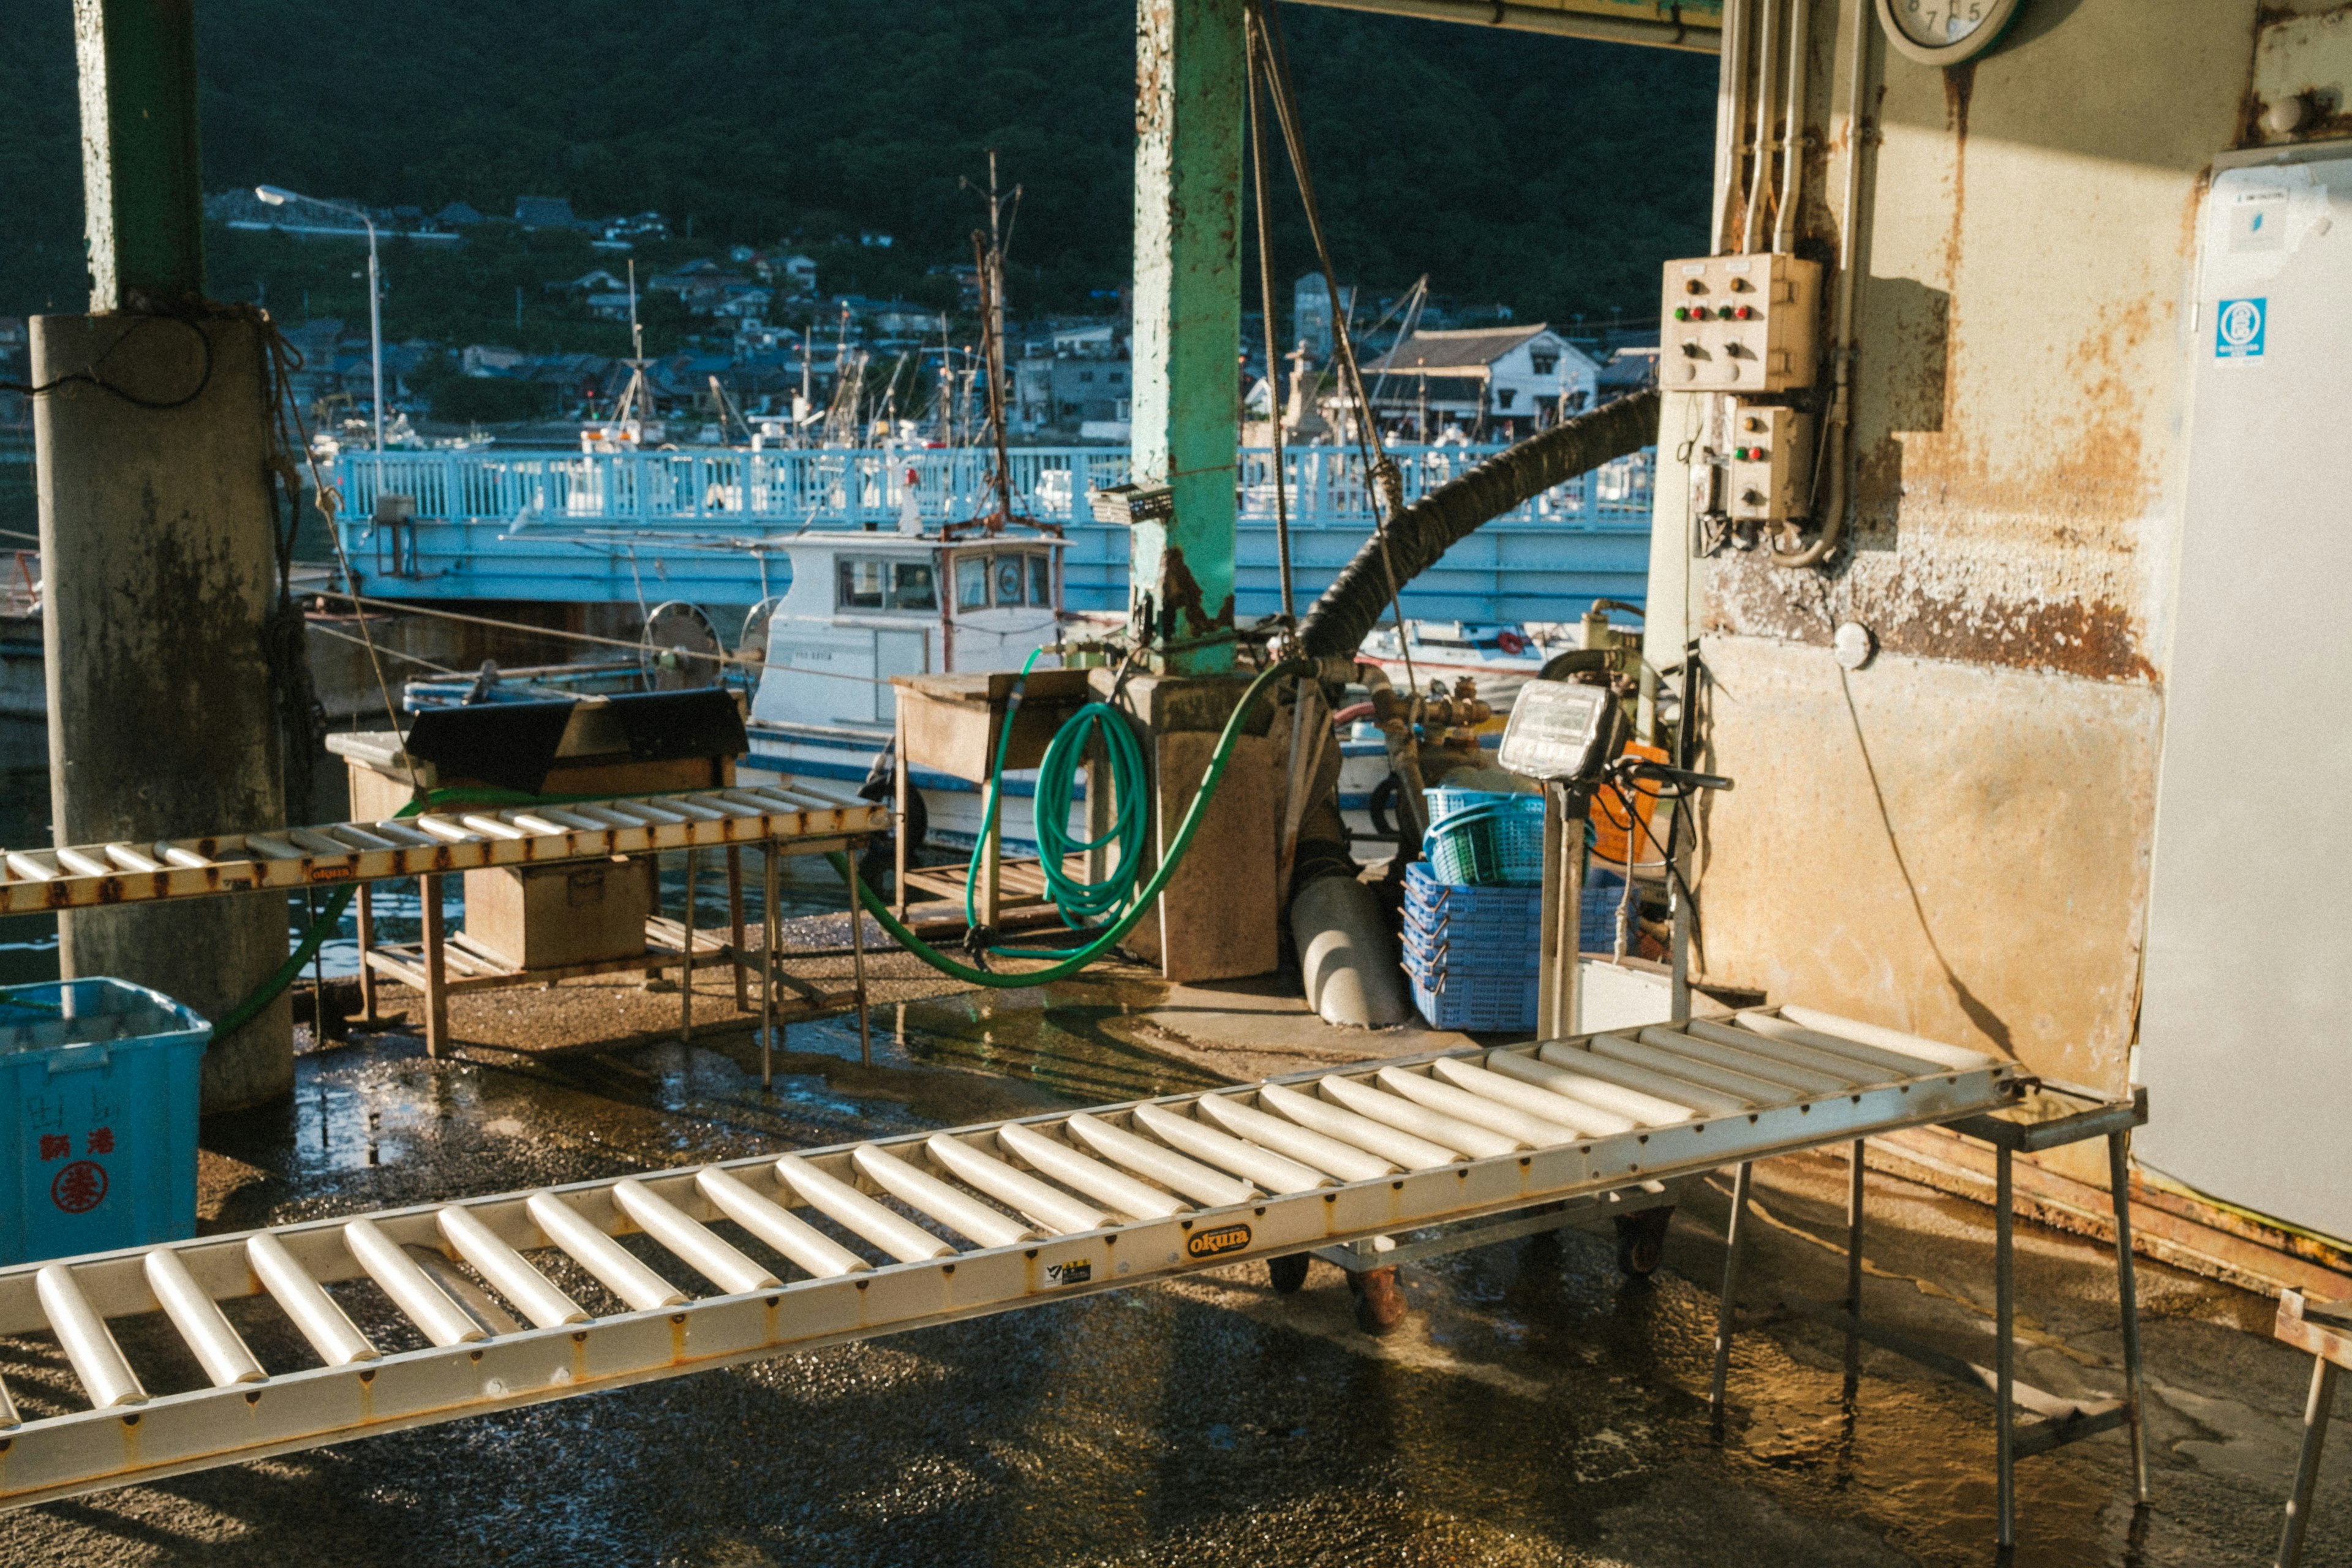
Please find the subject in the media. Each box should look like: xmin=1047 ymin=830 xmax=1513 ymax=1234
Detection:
xmin=345 ymin=1221 xmax=484 ymax=1348
xmin=1489 ymin=1048 xmax=1697 ymax=1126
xmin=1431 ymin=1057 xmax=1637 ymax=1137
xmin=997 ymin=1122 xmax=1186 ymax=1222
xmin=850 ymin=1145 xmax=1033 ymax=1250
xmin=694 ymin=1166 xmax=869 ymax=1278
xmin=1133 ymin=1102 xmax=1330 ymax=1194
xmin=1065 ymin=1112 xmax=1256 ymax=1209
xmin=924 ymin=1134 xmax=1106 ymax=1236
xmin=1637 ymin=1025 xmax=1853 ymax=1093
xmin=1744 ymin=0 xmax=1784 ymax=252
xmin=1377 ymin=1066 xmax=1581 ymax=1148
xmin=145 ymin=1246 xmax=268 ymax=1384
xmin=1773 ymin=1005 xmax=2003 ymax=1071
xmin=774 ymin=1155 xmax=954 ymax=1263
xmin=1195 ymin=1091 xmax=1398 ymax=1183
xmin=437 ymin=1204 xmax=589 ymax=1328
xmin=611 ymin=1179 xmax=782 ymax=1295
xmin=37 ymin=1265 xmax=147 ymax=1408
xmin=247 ymin=1234 xmax=379 ymax=1367
xmin=1258 ymin=1081 xmax=1458 ymax=1171
xmin=1714 ymin=0 xmax=1754 ymax=254
xmin=1539 ymin=1041 xmax=1755 ymax=1114
xmin=1321 ymin=1074 xmax=1523 ymax=1160
xmin=1774 ymin=0 xmax=1809 ymax=252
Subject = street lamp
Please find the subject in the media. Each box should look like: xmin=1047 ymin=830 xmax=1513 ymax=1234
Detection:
xmin=256 ymin=185 xmax=385 ymax=453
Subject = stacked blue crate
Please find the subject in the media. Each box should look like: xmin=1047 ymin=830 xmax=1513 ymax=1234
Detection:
xmin=1400 ymin=862 xmax=1637 ymax=1031
xmin=1401 ymin=863 xmax=1541 ymax=1030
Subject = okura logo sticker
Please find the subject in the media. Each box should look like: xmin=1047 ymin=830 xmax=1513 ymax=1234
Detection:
xmin=1185 ymin=1223 xmax=1252 ymax=1261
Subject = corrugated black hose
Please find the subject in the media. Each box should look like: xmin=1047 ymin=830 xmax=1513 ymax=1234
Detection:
xmin=1295 ymin=389 xmax=1663 ymax=660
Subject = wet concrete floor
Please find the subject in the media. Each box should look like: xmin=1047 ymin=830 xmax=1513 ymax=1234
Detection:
xmin=0 ymin=988 xmax=2342 ymax=1567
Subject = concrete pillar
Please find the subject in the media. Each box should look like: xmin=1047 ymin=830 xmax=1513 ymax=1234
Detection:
xmin=34 ymin=315 xmax=296 ymax=1110
xmin=35 ymin=0 xmax=294 ymax=1110
xmin=1131 ymin=0 xmax=1245 ymax=675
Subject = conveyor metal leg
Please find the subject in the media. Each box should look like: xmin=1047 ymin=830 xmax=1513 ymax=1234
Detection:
xmin=421 ymin=873 xmax=448 ymax=1059
xmin=2278 ymin=1357 xmax=2339 ymax=1568
xmin=761 ymin=842 xmax=780 ymax=1090
xmin=1845 ymin=1137 xmax=1866 ymax=1390
xmin=1996 ymin=1145 xmax=2016 ymax=1550
xmin=355 ymin=882 xmax=379 ymax=1023
xmin=1710 ymin=1160 xmax=1754 ymax=1417
xmin=2109 ymin=1129 xmax=2152 ymax=1505
xmin=847 ymin=842 xmax=873 ymax=1068
xmin=680 ymin=850 xmax=697 ymax=1046
xmin=727 ymin=846 xmax=748 ymax=1013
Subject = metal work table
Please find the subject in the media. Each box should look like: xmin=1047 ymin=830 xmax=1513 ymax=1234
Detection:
xmin=1715 ymin=1072 xmax=2152 ymax=1552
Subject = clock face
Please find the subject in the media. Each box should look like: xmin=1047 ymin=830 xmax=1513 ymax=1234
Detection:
xmin=1877 ymin=0 xmax=2022 ymax=64
xmin=1890 ymin=1 xmax=1994 ymax=45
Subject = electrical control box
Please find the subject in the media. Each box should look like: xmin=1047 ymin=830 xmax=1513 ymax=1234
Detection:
xmin=1725 ymin=404 xmax=1815 ymax=524
xmin=1659 ymin=253 xmax=1822 ymax=393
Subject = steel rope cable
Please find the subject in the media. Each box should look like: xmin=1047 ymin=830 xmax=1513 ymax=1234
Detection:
xmin=1250 ymin=0 xmax=1417 ymax=695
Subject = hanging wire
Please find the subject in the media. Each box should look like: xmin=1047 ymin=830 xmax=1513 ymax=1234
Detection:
xmin=1245 ymin=29 xmax=1295 ymax=627
xmin=1246 ymin=0 xmax=1417 ymax=693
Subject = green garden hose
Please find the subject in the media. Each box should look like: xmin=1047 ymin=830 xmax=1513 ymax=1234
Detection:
xmin=842 ymin=656 xmax=1305 ymax=990
xmin=961 ymin=651 xmax=1151 ymax=949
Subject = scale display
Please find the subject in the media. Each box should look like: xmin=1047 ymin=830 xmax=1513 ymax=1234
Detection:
xmin=1497 ymin=682 xmax=1613 ymax=783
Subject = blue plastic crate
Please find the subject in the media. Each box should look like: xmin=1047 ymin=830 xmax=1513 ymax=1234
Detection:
xmin=1404 ymin=863 xmax=1637 ymax=947
xmin=1405 ymin=962 xmax=1539 ymax=1032
xmin=0 ymin=979 xmax=209 ymax=1267
xmin=1404 ymin=862 xmax=1544 ymax=929
xmin=1402 ymin=910 xmax=1541 ymax=974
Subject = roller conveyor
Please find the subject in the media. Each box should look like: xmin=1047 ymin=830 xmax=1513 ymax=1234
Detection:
xmin=0 ymin=785 xmax=888 ymax=916
xmin=0 ymin=1009 xmax=2014 ymax=1510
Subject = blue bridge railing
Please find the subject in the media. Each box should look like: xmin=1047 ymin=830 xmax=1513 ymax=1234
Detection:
xmin=332 ymin=443 xmax=1655 ymax=624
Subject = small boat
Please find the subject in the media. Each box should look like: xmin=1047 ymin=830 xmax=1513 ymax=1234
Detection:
xmin=741 ymin=522 xmax=1072 ymax=852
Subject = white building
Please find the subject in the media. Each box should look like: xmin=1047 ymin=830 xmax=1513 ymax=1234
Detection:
xmin=1362 ymin=325 xmax=1602 ymax=440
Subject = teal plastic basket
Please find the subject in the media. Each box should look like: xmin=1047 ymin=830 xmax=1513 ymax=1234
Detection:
xmin=1423 ymin=792 xmax=1545 ymax=886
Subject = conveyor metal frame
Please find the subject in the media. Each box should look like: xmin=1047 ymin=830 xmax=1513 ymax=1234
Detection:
xmin=1705 ymin=1028 xmax=2152 ymax=1553
xmin=0 ymin=785 xmax=890 ymax=914
xmin=0 ymin=1014 xmax=2016 ymax=1511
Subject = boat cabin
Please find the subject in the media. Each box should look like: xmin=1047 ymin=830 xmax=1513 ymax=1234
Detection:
xmin=750 ymin=529 xmax=1065 ymax=729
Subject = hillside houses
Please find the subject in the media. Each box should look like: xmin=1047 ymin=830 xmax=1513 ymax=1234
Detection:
xmin=1363 ymin=324 xmax=1600 ymax=440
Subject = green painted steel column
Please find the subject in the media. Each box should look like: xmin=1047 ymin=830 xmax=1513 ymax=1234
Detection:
xmin=1131 ymin=0 xmax=1245 ymax=674
xmin=75 ymin=0 xmax=206 ymax=310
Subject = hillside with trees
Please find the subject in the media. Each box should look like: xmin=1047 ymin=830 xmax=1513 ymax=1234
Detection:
xmin=0 ymin=1 xmax=1715 ymax=333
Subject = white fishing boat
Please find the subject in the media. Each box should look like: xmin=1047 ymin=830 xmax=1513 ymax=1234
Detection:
xmin=741 ymin=524 xmax=1073 ymax=852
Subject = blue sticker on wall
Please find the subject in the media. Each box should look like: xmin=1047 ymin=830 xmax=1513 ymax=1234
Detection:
xmin=2216 ymin=298 xmax=2266 ymax=361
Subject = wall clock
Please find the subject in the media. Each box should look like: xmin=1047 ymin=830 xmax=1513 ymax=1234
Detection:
xmin=1874 ymin=0 xmax=2025 ymax=67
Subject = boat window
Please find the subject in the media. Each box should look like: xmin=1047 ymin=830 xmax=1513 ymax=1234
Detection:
xmin=1028 ymin=553 xmax=1050 ymax=607
xmin=993 ymin=554 xmax=1026 ymax=606
xmin=956 ymin=555 xmax=989 ymax=610
xmin=836 ymin=558 xmax=887 ymax=610
xmin=891 ymin=562 xmax=937 ymax=611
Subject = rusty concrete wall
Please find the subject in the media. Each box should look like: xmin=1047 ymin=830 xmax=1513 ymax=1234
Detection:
xmin=1649 ymin=0 xmax=2289 ymax=1108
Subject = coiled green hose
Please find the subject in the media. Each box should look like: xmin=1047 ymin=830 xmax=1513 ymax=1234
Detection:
xmin=961 ymin=651 xmax=1150 ymax=949
xmin=842 ymin=655 xmax=1305 ymax=990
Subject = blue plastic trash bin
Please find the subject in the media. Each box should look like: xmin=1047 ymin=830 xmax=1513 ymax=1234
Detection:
xmin=0 ymin=979 xmax=210 ymax=1266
